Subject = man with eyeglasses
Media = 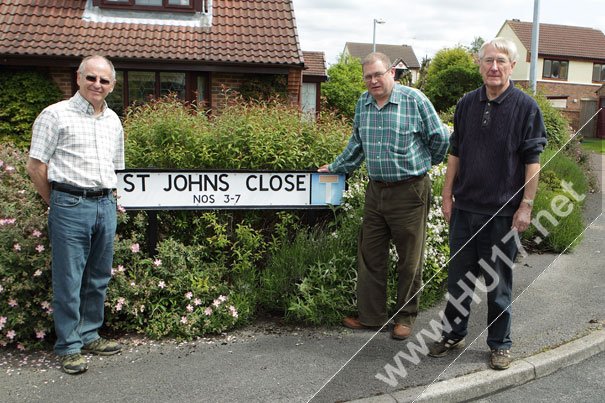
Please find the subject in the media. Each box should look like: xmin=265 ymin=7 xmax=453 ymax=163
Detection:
xmin=427 ymin=38 xmax=547 ymax=370
xmin=318 ymin=52 xmax=449 ymax=340
xmin=27 ymin=55 xmax=124 ymax=374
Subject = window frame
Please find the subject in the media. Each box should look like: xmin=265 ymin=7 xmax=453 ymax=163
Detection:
xmin=593 ymin=63 xmax=605 ymax=83
xmin=542 ymin=58 xmax=569 ymax=81
xmin=92 ymin=0 xmax=207 ymax=13
xmin=94 ymin=69 xmax=210 ymax=116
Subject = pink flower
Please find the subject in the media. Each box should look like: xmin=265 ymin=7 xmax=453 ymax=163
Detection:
xmin=35 ymin=244 xmax=45 ymax=253
xmin=33 ymin=269 xmax=43 ymax=277
xmin=130 ymin=243 xmax=140 ymax=253
xmin=153 ymin=259 xmax=162 ymax=267
xmin=35 ymin=330 xmax=46 ymax=339
xmin=13 ymin=243 xmax=21 ymax=252
xmin=5 ymin=165 xmax=15 ymax=173
xmin=0 ymin=285 xmax=3 ymax=293
xmin=204 ymin=307 xmax=212 ymax=316
xmin=40 ymin=301 xmax=51 ymax=311
xmin=158 ymin=280 xmax=166 ymax=289
xmin=185 ymin=292 xmax=193 ymax=300
xmin=180 ymin=316 xmax=188 ymax=324
xmin=0 ymin=316 xmax=7 ymax=330
xmin=6 ymin=330 xmax=16 ymax=340
xmin=0 ymin=218 xmax=16 ymax=226
xmin=17 ymin=343 xmax=25 ymax=351
xmin=186 ymin=304 xmax=194 ymax=312
xmin=193 ymin=298 xmax=202 ymax=306
xmin=229 ymin=305 xmax=238 ymax=319
xmin=212 ymin=299 xmax=221 ymax=307
xmin=218 ymin=295 xmax=227 ymax=302
xmin=117 ymin=205 xmax=126 ymax=213
xmin=115 ymin=297 xmax=125 ymax=311
xmin=32 ymin=229 xmax=42 ymax=238
xmin=8 ymin=299 xmax=18 ymax=307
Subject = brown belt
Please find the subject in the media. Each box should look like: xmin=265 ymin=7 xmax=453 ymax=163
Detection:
xmin=371 ymin=174 xmax=425 ymax=187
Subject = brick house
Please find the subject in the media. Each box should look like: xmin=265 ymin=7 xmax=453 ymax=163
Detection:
xmin=497 ymin=20 xmax=605 ymax=135
xmin=0 ymin=0 xmax=326 ymax=116
xmin=343 ymin=42 xmax=421 ymax=84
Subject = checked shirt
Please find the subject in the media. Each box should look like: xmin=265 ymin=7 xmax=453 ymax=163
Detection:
xmin=329 ymin=84 xmax=449 ymax=181
xmin=30 ymin=92 xmax=125 ymax=189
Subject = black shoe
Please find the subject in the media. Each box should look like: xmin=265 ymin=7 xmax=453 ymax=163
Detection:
xmin=428 ymin=336 xmax=466 ymax=357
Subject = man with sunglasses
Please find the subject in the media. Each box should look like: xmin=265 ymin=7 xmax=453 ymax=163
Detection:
xmin=27 ymin=55 xmax=124 ymax=374
xmin=319 ymin=52 xmax=449 ymax=340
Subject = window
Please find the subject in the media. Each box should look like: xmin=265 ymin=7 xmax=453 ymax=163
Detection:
xmin=543 ymin=59 xmax=568 ymax=80
xmin=104 ymin=70 xmax=208 ymax=115
xmin=93 ymin=0 xmax=208 ymax=13
xmin=593 ymin=63 xmax=605 ymax=83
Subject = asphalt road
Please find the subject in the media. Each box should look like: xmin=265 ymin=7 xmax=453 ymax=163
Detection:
xmin=472 ymin=351 xmax=605 ymax=402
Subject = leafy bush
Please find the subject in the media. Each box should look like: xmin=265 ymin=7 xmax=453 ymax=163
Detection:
xmin=270 ymin=165 xmax=451 ymax=325
xmin=0 ymin=145 xmax=53 ymax=350
xmin=423 ymin=47 xmax=483 ymax=112
xmin=321 ymin=54 xmax=366 ymax=119
xmin=524 ymin=89 xmax=570 ymax=150
xmin=0 ymin=71 xmax=63 ymax=150
xmin=523 ymin=148 xmax=589 ymax=252
xmin=124 ymin=94 xmax=350 ymax=170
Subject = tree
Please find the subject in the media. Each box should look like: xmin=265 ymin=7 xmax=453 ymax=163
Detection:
xmin=414 ymin=56 xmax=431 ymax=91
xmin=423 ymin=47 xmax=483 ymax=112
xmin=321 ymin=54 xmax=366 ymax=119
xmin=467 ymin=36 xmax=485 ymax=56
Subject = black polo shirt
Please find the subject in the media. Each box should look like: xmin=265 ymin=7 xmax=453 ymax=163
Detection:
xmin=450 ymin=82 xmax=547 ymax=216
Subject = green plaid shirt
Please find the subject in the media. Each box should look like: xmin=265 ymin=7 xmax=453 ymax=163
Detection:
xmin=329 ymin=84 xmax=449 ymax=181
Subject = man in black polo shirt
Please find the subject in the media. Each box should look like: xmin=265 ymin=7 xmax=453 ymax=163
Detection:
xmin=428 ymin=38 xmax=547 ymax=370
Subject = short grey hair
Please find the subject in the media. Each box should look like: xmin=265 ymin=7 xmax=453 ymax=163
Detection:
xmin=77 ymin=55 xmax=116 ymax=81
xmin=362 ymin=52 xmax=392 ymax=70
xmin=479 ymin=37 xmax=518 ymax=63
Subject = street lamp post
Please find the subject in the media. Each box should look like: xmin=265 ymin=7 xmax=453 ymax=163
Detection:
xmin=372 ymin=18 xmax=385 ymax=53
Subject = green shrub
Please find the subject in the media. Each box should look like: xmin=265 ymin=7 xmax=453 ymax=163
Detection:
xmin=275 ymin=165 xmax=451 ymax=325
xmin=0 ymin=145 xmax=53 ymax=350
xmin=523 ymin=149 xmax=589 ymax=252
xmin=0 ymin=70 xmax=63 ymax=150
xmin=523 ymin=88 xmax=570 ymax=150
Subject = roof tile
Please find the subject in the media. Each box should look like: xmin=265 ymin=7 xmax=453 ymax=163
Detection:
xmin=506 ymin=20 xmax=605 ymax=61
xmin=0 ymin=0 xmax=305 ymax=66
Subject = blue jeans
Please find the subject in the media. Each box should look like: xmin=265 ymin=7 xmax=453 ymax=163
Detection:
xmin=442 ymin=208 xmax=517 ymax=350
xmin=48 ymin=190 xmax=117 ymax=356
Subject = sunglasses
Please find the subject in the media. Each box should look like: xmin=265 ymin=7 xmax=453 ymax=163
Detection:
xmin=84 ymin=74 xmax=112 ymax=85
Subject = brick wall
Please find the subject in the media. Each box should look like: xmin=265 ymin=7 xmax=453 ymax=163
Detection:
xmin=210 ymin=72 xmax=245 ymax=112
xmin=517 ymin=80 xmax=600 ymax=130
xmin=287 ymin=68 xmax=302 ymax=106
xmin=210 ymin=70 xmax=303 ymax=112
xmin=48 ymin=68 xmax=74 ymax=99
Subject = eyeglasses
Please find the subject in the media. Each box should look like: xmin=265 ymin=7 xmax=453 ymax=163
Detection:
xmin=481 ymin=57 xmax=510 ymax=66
xmin=84 ymin=74 xmax=112 ymax=85
xmin=363 ymin=69 xmax=390 ymax=82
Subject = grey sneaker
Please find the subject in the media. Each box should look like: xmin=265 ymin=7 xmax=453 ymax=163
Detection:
xmin=82 ymin=338 xmax=122 ymax=356
xmin=60 ymin=353 xmax=88 ymax=374
xmin=428 ymin=336 xmax=466 ymax=357
xmin=490 ymin=349 xmax=511 ymax=370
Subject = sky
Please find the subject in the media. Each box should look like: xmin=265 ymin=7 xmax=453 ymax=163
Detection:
xmin=292 ymin=0 xmax=605 ymax=66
